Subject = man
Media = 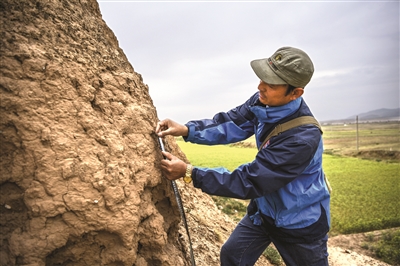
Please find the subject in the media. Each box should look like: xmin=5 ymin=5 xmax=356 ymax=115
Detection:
xmin=156 ymin=46 xmax=330 ymax=266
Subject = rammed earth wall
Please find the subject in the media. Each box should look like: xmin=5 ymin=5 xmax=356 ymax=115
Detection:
xmin=0 ymin=0 xmax=188 ymax=265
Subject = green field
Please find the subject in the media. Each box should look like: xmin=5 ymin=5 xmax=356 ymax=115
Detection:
xmin=322 ymin=121 xmax=400 ymax=155
xmin=324 ymin=155 xmax=399 ymax=235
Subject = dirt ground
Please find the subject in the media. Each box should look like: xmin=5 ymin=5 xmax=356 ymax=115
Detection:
xmin=327 ymin=229 xmax=398 ymax=266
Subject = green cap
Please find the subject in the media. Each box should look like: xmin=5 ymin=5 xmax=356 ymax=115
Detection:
xmin=250 ymin=47 xmax=314 ymax=88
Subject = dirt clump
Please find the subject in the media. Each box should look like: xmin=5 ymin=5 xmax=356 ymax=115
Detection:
xmin=0 ymin=0 xmax=186 ymax=265
xmin=352 ymin=150 xmax=400 ymax=161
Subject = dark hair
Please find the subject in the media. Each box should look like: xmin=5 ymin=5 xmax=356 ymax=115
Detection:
xmin=285 ymin=84 xmax=297 ymax=96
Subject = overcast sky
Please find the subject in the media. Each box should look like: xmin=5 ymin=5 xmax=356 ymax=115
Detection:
xmin=98 ymin=1 xmax=399 ymax=123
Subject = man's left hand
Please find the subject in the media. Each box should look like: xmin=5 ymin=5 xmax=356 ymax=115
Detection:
xmin=160 ymin=151 xmax=187 ymax=181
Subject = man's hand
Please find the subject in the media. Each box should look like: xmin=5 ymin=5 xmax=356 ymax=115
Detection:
xmin=160 ymin=151 xmax=187 ymax=180
xmin=156 ymin=119 xmax=189 ymax=138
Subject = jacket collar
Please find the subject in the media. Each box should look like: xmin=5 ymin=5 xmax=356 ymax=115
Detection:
xmin=250 ymin=96 xmax=302 ymax=123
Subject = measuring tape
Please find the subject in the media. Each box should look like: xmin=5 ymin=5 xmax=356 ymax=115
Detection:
xmin=158 ymin=137 xmax=196 ymax=266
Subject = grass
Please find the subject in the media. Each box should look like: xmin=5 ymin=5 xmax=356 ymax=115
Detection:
xmin=262 ymin=246 xmax=284 ymax=265
xmin=361 ymin=229 xmax=400 ymax=265
xmin=324 ymin=155 xmax=400 ymax=235
xmin=210 ymin=196 xmax=248 ymax=222
xmin=176 ymin=121 xmax=400 ymax=265
xmin=177 ymin=141 xmax=257 ymax=170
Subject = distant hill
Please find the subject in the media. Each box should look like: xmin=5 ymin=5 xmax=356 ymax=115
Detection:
xmin=322 ymin=108 xmax=399 ymax=124
xmin=346 ymin=108 xmax=399 ymax=120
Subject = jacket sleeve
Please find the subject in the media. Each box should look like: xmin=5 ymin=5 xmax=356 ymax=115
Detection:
xmin=184 ymin=93 xmax=258 ymax=145
xmin=192 ymin=126 xmax=322 ymax=199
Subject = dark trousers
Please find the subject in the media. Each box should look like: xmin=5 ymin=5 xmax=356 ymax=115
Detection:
xmin=220 ymin=215 xmax=329 ymax=266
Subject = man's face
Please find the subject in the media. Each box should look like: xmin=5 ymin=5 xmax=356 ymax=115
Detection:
xmin=257 ymin=81 xmax=302 ymax=107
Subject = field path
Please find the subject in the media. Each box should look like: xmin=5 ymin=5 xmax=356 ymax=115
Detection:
xmin=328 ymin=246 xmax=390 ymax=266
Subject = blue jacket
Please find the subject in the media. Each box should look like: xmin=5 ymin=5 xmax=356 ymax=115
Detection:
xmin=184 ymin=92 xmax=330 ymax=242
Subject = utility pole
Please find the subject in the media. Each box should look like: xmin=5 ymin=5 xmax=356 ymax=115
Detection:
xmin=356 ymin=115 xmax=359 ymax=151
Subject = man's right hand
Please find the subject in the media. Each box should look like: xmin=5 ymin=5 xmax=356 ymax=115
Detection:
xmin=156 ymin=119 xmax=189 ymax=138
